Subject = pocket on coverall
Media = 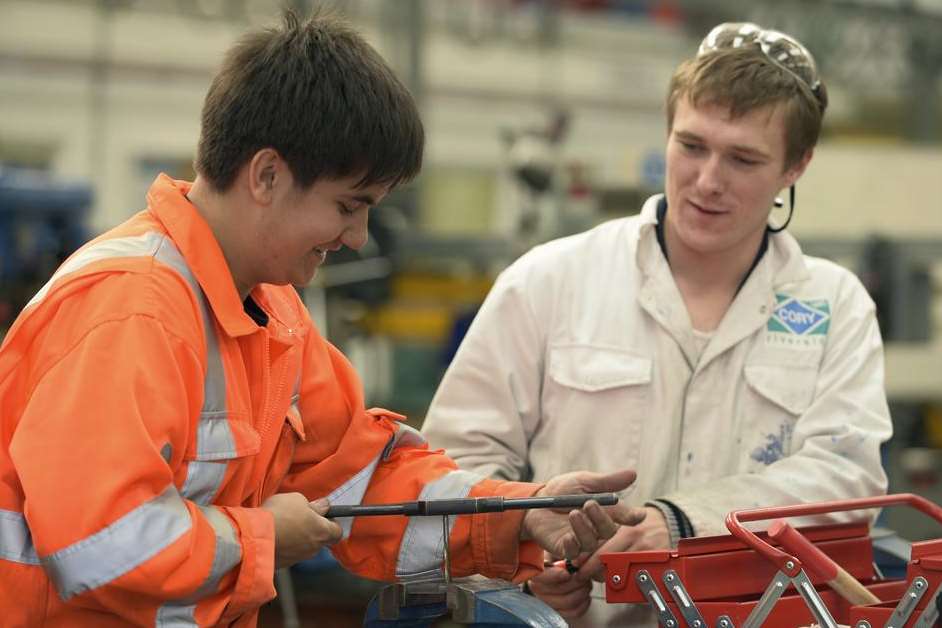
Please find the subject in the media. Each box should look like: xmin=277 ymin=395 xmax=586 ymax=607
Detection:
xmin=742 ymin=364 xmax=817 ymax=467
xmin=545 ymin=344 xmax=651 ymax=476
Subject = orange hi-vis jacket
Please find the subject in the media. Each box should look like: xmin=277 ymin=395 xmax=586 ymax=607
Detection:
xmin=0 ymin=175 xmax=542 ymax=627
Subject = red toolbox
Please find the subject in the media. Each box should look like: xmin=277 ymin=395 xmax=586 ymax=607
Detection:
xmin=600 ymin=494 xmax=942 ymax=627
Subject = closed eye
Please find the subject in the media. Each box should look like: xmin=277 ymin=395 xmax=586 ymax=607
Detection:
xmin=338 ymin=202 xmax=355 ymax=216
xmin=732 ymin=155 xmax=761 ymax=166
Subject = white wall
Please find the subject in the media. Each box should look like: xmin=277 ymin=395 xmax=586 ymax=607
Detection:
xmin=794 ymin=143 xmax=942 ymax=238
xmin=0 ymin=1 xmax=684 ymax=231
xmin=2 ymin=0 xmax=941 ymax=240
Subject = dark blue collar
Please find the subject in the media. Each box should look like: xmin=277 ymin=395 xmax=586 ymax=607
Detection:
xmin=655 ymin=197 xmax=769 ymax=292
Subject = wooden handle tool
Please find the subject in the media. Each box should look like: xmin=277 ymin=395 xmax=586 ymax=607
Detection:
xmin=768 ymin=519 xmax=880 ymax=607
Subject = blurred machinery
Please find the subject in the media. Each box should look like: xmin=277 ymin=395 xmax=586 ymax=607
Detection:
xmin=804 ymin=236 xmax=942 ymax=542
xmin=495 ymin=109 xmax=571 ymax=253
xmin=0 ymin=168 xmax=92 ymax=332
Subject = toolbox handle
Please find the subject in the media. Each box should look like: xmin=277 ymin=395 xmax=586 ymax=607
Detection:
xmin=726 ymin=493 xmax=942 ymax=577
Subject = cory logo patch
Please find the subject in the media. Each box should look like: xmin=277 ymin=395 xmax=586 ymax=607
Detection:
xmin=768 ymin=294 xmax=830 ymax=336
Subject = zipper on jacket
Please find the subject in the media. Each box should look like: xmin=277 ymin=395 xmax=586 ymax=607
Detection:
xmin=258 ymin=328 xmax=295 ymax=444
xmin=673 ymin=336 xmax=697 ymax=491
xmin=257 ymin=329 xmax=275 ymax=437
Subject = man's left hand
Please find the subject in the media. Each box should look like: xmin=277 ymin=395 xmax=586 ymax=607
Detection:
xmin=573 ymin=506 xmax=671 ymax=583
xmin=521 ymin=469 xmax=647 ymax=560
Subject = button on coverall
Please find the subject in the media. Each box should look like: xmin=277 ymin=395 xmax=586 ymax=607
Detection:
xmin=0 ymin=175 xmax=542 ymax=627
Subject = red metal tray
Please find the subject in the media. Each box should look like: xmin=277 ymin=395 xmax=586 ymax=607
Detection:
xmin=600 ymin=494 xmax=942 ymax=627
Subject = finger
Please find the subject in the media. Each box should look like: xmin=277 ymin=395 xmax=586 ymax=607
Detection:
xmin=568 ymin=509 xmax=600 ymax=555
xmin=530 ymin=572 xmax=587 ymax=596
xmin=577 ymin=527 xmax=640 ymax=583
xmin=558 ymin=596 xmax=591 ymax=620
xmin=582 ymin=553 xmax=613 ymax=583
xmin=576 ymin=545 xmax=615 ymax=583
xmin=544 ymin=587 xmax=591 ymax=620
xmin=579 ymin=469 xmax=637 ymax=493
xmin=583 ymin=500 xmax=619 ymax=540
xmin=559 ymin=530 xmax=580 ymax=560
xmin=309 ymin=497 xmax=330 ymax=516
xmin=323 ymin=520 xmax=343 ymax=544
xmin=532 ymin=565 xmax=572 ymax=586
xmin=610 ymin=505 xmax=647 ymax=527
xmin=574 ymin=548 xmax=610 ymax=582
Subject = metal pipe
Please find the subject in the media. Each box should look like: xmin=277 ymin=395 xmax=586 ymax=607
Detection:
xmin=325 ymin=492 xmax=617 ymax=518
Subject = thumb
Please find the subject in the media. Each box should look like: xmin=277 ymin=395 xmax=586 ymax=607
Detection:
xmin=310 ymin=497 xmax=331 ymax=516
xmin=612 ymin=505 xmax=647 ymax=527
xmin=581 ymin=469 xmax=637 ymax=493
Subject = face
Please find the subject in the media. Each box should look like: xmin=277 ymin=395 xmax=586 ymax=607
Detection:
xmin=664 ymin=97 xmax=810 ymax=260
xmin=252 ymin=171 xmax=389 ymax=289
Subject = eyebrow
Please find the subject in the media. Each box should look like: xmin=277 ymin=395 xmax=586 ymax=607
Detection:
xmin=674 ymin=130 xmax=772 ymax=160
xmin=346 ymin=193 xmax=378 ymax=206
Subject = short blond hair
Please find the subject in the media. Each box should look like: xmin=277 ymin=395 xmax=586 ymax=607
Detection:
xmin=666 ymin=46 xmax=828 ymax=170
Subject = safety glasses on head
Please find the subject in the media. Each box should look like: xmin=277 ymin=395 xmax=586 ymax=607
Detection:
xmin=698 ymin=22 xmax=822 ymax=98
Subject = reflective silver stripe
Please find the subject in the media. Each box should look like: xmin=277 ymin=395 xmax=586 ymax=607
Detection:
xmin=26 ymin=230 xmax=233 ymax=504
xmin=382 ymin=423 xmax=426 ymax=460
xmin=156 ymin=603 xmax=197 ymax=628
xmin=156 ymin=505 xmax=241 ymax=626
xmin=26 ymin=232 xmax=165 ymax=309
xmin=395 ymin=470 xmax=480 ymax=579
xmin=192 ymin=416 xmax=238 ymax=460
xmin=326 ymin=426 xmax=434 ymax=539
xmin=179 ymin=462 xmax=228 ymax=506
xmin=199 ymin=505 xmax=241 ymax=585
xmin=0 ymin=509 xmax=40 ymax=565
xmin=19 ymin=231 xmax=236 ymax=602
xmin=290 ymin=375 xmax=301 ymax=418
xmin=153 ymin=238 xmax=232 ymax=506
xmin=326 ymin=453 xmax=383 ymax=540
xmin=44 ymin=485 xmax=191 ymax=600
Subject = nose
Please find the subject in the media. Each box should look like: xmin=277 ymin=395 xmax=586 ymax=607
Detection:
xmin=696 ymin=154 xmax=725 ymax=196
xmin=342 ymin=212 xmax=369 ymax=251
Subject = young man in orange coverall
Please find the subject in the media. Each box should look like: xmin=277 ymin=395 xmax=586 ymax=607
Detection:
xmin=0 ymin=9 xmax=646 ymax=628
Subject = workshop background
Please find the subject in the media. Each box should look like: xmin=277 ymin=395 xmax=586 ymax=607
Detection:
xmin=3 ymin=0 xmax=942 ymax=625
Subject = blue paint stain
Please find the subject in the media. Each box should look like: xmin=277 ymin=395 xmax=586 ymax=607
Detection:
xmin=751 ymin=422 xmax=795 ymax=465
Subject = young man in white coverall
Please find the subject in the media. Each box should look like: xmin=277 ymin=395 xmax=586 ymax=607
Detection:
xmin=421 ymin=22 xmax=893 ymax=626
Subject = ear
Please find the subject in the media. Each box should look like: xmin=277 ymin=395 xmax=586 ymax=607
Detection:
xmin=246 ymin=148 xmax=285 ymax=205
xmin=783 ymin=148 xmax=813 ymax=188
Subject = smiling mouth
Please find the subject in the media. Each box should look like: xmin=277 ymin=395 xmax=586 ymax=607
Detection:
xmin=690 ymin=200 xmax=727 ymax=215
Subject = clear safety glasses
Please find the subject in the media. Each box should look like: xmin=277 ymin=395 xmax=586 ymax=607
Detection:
xmin=698 ymin=22 xmax=822 ymax=96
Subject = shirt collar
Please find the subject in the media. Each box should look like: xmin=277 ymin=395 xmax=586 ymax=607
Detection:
xmin=146 ymin=174 xmax=260 ymax=338
xmin=637 ymin=193 xmax=809 ymax=288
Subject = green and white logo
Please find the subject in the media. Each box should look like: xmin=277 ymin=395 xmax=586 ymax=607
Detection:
xmin=767 ymin=294 xmax=830 ymax=336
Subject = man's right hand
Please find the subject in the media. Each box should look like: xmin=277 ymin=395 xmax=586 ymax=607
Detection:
xmin=527 ymin=559 xmax=593 ymax=620
xmin=262 ymin=492 xmax=342 ymax=569
xmin=527 ymin=503 xmax=664 ymax=619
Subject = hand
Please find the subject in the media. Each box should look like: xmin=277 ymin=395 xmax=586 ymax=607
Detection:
xmin=521 ymin=469 xmax=646 ymax=561
xmin=575 ymin=506 xmax=670 ymax=583
xmin=527 ymin=556 xmax=593 ymax=620
xmin=261 ymin=493 xmax=342 ymax=569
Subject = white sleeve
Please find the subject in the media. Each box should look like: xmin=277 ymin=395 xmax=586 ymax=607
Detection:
xmin=421 ymin=266 xmax=545 ymax=482
xmin=664 ymin=279 xmax=893 ymax=535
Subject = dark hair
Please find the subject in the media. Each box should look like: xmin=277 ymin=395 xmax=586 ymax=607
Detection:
xmin=666 ymin=46 xmax=828 ymax=170
xmin=195 ymin=10 xmax=424 ymax=192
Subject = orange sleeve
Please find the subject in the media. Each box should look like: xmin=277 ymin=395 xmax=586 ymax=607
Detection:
xmin=10 ymin=315 xmax=273 ymax=624
xmin=333 ymin=438 xmax=543 ymax=583
xmin=281 ymin=332 xmax=543 ymax=583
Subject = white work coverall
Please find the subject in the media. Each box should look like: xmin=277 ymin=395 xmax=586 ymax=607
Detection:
xmin=422 ymin=194 xmax=893 ymax=626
